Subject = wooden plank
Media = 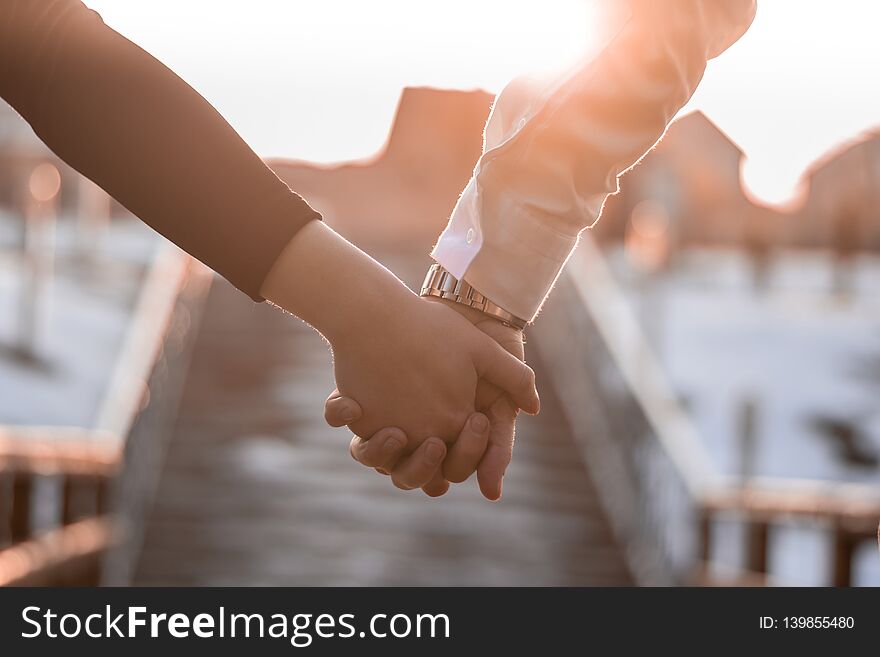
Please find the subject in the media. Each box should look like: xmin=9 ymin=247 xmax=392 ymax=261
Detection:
xmin=702 ymin=485 xmax=880 ymax=532
xmin=690 ymin=563 xmax=772 ymax=587
xmin=0 ymin=434 xmax=119 ymax=478
xmin=0 ymin=517 xmax=116 ymax=587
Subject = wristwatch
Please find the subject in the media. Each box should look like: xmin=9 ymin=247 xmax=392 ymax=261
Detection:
xmin=420 ymin=263 xmax=527 ymax=330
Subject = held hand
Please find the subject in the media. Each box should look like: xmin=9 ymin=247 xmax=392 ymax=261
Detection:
xmin=452 ymin=307 xmax=525 ymax=501
xmin=326 ymin=298 xmax=531 ymax=501
xmin=330 ymin=295 xmax=538 ymax=451
xmin=413 ymin=296 xmax=527 ymax=501
xmin=326 ymin=393 xmax=491 ymax=498
xmin=259 ymin=223 xmax=537 ymax=492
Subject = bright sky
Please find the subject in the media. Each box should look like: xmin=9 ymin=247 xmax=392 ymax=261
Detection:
xmin=87 ymin=0 xmax=880 ymax=206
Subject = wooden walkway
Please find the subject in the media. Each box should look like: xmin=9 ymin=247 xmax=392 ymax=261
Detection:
xmin=134 ymin=261 xmax=633 ymax=586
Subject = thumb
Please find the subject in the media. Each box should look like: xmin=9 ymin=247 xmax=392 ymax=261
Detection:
xmin=323 ymin=389 xmax=363 ymax=427
xmin=473 ymin=339 xmax=540 ymax=414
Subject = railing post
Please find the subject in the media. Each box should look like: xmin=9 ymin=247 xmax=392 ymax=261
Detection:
xmin=11 ymin=470 xmax=33 ymax=543
xmin=17 ymin=162 xmax=60 ymax=360
xmin=0 ymin=472 xmax=11 ymax=548
xmin=698 ymin=508 xmax=712 ymax=564
xmin=96 ymin=476 xmax=111 ymax=516
xmin=62 ymin=474 xmax=78 ymax=525
xmin=832 ymin=527 xmax=856 ymax=587
xmin=746 ymin=520 xmax=769 ymax=574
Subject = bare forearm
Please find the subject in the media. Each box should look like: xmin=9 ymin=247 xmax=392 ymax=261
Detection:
xmin=260 ymin=222 xmax=417 ymax=346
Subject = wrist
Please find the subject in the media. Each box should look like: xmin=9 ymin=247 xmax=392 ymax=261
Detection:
xmin=422 ymin=295 xmax=524 ymax=363
xmin=422 ymin=294 xmax=519 ymax=331
xmin=420 ymin=263 xmax=528 ymax=330
xmin=260 ymin=221 xmax=416 ymax=345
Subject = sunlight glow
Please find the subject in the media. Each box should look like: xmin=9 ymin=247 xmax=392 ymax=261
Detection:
xmin=740 ymin=158 xmax=807 ymax=209
xmin=86 ymin=0 xmax=880 ymax=202
xmin=86 ymin=0 xmax=595 ymax=162
xmin=29 ymin=163 xmax=62 ymax=203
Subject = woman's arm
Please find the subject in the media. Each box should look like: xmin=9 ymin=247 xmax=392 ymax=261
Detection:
xmin=0 ymin=0 xmax=539 ymax=457
xmin=0 ymin=0 xmax=316 ymax=299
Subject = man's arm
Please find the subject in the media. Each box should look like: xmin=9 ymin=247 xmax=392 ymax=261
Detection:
xmin=326 ymin=0 xmax=757 ymax=500
xmin=432 ymin=0 xmax=757 ymax=323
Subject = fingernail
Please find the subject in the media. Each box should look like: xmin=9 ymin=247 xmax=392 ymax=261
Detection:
xmin=425 ymin=440 xmax=444 ymax=466
xmin=384 ymin=436 xmax=403 ymax=454
xmin=470 ymin=413 xmax=489 ymax=433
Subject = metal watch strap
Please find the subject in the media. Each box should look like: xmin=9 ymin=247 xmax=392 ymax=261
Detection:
xmin=420 ymin=264 xmax=527 ymax=330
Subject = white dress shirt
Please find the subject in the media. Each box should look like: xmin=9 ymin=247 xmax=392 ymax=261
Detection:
xmin=432 ymin=0 xmax=757 ymax=323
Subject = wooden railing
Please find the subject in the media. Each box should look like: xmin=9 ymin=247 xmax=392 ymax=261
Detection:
xmin=0 ymin=432 xmax=118 ymax=585
xmin=697 ymin=479 xmax=880 ymax=586
xmin=532 ymin=237 xmax=880 ymax=586
xmin=0 ymin=244 xmax=211 ymax=586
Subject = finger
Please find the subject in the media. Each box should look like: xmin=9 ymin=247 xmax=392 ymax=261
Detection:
xmin=349 ymin=427 xmax=407 ymax=469
xmin=443 ymin=412 xmax=490 ymax=483
xmin=324 ymin=389 xmax=363 ymax=427
xmin=391 ymin=438 xmax=446 ymax=491
xmin=421 ymin=469 xmax=450 ymax=498
xmin=476 ymin=395 xmax=518 ymax=501
xmin=473 ymin=340 xmax=540 ymax=414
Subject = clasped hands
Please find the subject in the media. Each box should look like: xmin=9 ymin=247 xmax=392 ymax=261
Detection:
xmin=324 ymin=296 xmax=539 ymax=501
xmin=260 ymin=222 xmax=539 ymax=501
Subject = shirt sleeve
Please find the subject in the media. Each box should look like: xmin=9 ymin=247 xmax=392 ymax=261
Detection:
xmin=0 ymin=0 xmax=320 ymax=301
xmin=432 ymin=0 xmax=757 ymax=322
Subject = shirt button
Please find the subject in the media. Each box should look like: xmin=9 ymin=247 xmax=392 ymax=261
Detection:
xmin=465 ymin=228 xmax=475 ymax=244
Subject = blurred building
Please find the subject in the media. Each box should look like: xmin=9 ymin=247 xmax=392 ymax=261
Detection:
xmin=597 ymin=111 xmax=751 ymax=249
xmin=271 ymin=87 xmax=493 ymax=254
xmin=599 ymin=111 xmax=880 ymax=259
xmin=799 ymin=130 xmax=880 ymax=251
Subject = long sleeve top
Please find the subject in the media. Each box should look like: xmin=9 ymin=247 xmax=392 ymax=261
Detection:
xmin=432 ymin=0 xmax=757 ymax=322
xmin=0 ymin=0 xmax=320 ymax=300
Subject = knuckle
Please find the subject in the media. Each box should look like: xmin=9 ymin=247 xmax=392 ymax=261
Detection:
xmin=522 ymin=364 xmax=536 ymax=389
xmin=348 ymin=436 xmax=361 ymax=461
xmin=324 ymin=403 xmax=342 ymax=427
xmin=381 ymin=426 xmax=407 ymax=445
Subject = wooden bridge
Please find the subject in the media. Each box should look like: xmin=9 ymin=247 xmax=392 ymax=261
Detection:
xmin=3 ymin=243 xmax=879 ymax=586
xmin=3 ymin=90 xmax=877 ymax=587
xmin=3 ymin=243 xmax=878 ymax=586
xmin=132 ymin=256 xmax=634 ymax=586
